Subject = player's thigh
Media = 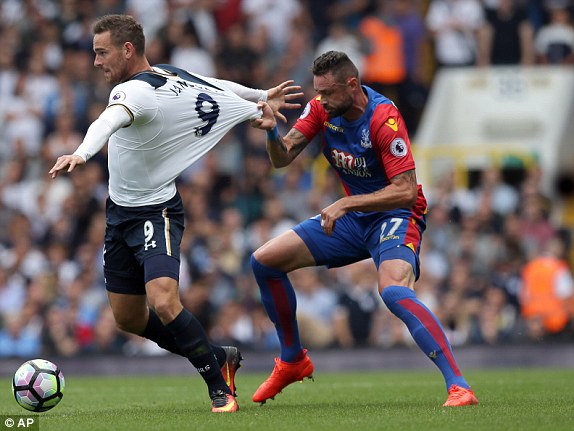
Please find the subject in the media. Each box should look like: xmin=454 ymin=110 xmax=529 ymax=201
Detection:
xmin=378 ymin=259 xmax=417 ymax=290
xmin=290 ymin=215 xmax=370 ymax=269
xmin=103 ymin=223 xmax=146 ymax=295
xmin=107 ymin=291 xmax=148 ymax=334
xmin=253 ymin=229 xmax=316 ymax=272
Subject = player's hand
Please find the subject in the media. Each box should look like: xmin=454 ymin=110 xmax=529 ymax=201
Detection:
xmin=251 ymin=102 xmax=277 ymax=130
xmin=49 ymin=154 xmax=86 ymax=178
xmin=266 ymin=80 xmax=303 ymax=123
xmin=320 ymin=199 xmax=348 ymax=237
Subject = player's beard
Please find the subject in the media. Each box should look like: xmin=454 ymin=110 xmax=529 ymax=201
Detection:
xmin=324 ymin=96 xmax=353 ymax=118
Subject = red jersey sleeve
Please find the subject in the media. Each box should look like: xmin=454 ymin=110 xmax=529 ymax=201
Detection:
xmin=370 ymin=104 xmax=415 ymax=180
xmin=293 ymin=97 xmax=327 ymax=142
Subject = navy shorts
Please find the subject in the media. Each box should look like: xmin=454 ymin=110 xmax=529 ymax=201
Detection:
xmin=293 ymin=210 xmax=426 ymax=279
xmin=103 ymin=192 xmax=184 ymax=295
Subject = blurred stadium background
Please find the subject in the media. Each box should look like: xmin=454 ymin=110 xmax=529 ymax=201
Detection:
xmin=0 ymin=0 xmax=573 ymax=375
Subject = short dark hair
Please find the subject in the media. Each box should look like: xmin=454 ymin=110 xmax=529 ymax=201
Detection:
xmin=311 ymin=51 xmax=359 ymax=83
xmin=93 ymin=14 xmax=146 ymax=56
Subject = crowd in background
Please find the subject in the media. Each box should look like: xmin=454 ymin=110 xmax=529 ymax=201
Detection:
xmin=0 ymin=0 xmax=573 ymax=359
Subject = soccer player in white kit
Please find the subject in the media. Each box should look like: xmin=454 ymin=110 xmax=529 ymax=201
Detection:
xmin=49 ymin=14 xmax=301 ymax=413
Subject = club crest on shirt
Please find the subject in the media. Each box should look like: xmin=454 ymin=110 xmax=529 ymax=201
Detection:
xmin=390 ymin=138 xmax=407 ymax=157
xmin=111 ymin=91 xmax=126 ymax=102
xmin=360 ymin=128 xmax=372 ymax=148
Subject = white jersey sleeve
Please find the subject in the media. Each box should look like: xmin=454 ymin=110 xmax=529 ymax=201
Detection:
xmin=105 ymin=66 xmax=262 ymax=206
xmin=73 ymin=105 xmax=132 ymax=162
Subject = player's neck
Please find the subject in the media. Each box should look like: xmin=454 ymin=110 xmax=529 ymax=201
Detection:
xmin=124 ymin=57 xmax=153 ymax=82
xmin=343 ymin=89 xmax=369 ymax=121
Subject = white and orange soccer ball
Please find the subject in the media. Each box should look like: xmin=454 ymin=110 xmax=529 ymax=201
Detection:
xmin=12 ymin=359 xmax=65 ymax=412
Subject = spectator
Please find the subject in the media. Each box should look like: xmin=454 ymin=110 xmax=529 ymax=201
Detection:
xmin=169 ymin=23 xmax=216 ymax=77
xmin=426 ymin=0 xmax=485 ymax=67
xmin=359 ymin=0 xmax=407 ymax=103
xmin=315 ymin=21 xmax=367 ymax=75
xmin=389 ymin=0 xmax=429 ymax=133
xmin=478 ymin=0 xmax=535 ymax=66
xmin=520 ymin=235 xmax=574 ymax=339
xmin=472 ymin=166 xmax=519 ymax=218
xmin=332 ymin=260 xmax=383 ymax=348
xmin=41 ymin=303 xmax=80 ymax=357
xmin=241 ymin=0 xmax=304 ymax=64
xmin=534 ymin=0 xmax=574 ymax=64
xmin=0 ymin=304 xmax=42 ymax=358
xmin=293 ymin=269 xmax=338 ymax=350
xmin=215 ymin=23 xmax=265 ymax=88
xmin=2 ymin=74 xmax=44 ymax=159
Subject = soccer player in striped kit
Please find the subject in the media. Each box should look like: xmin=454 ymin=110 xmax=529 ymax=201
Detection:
xmin=250 ymin=50 xmax=478 ymax=407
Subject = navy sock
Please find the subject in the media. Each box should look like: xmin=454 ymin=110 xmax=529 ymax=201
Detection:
xmin=141 ymin=309 xmax=226 ymax=366
xmin=165 ymin=309 xmax=229 ymax=394
xmin=251 ymin=255 xmax=303 ymax=362
xmin=381 ymin=285 xmax=470 ymax=390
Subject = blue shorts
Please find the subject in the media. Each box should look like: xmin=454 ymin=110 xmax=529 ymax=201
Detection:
xmin=293 ymin=210 xmax=425 ymax=279
xmin=103 ymin=192 xmax=184 ymax=295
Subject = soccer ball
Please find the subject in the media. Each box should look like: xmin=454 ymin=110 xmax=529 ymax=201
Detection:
xmin=12 ymin=359 xmax=65 ymax=412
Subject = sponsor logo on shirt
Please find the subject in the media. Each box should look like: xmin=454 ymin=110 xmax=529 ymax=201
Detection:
xmin=330 ymin=149 xmax=371 ymax=177
xmin=385 ymin=118 xmax=398 ymax=132
xmin=324 ymin=121 xmax=344 ymax=133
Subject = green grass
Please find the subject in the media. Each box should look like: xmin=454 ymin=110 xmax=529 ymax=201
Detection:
xmin=1 ymin=368 xmax=573 ymax=431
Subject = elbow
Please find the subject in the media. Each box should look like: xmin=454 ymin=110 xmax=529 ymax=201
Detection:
xmin=406 ymin=188 xmax=418 ymax=208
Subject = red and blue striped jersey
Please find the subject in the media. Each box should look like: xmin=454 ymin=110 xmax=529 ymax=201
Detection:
xmin=294 ymin=85 xmax=427 ymax=217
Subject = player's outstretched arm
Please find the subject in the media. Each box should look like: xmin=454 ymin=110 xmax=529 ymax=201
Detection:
xmin=49 ymin=105 xmax=131 ymax=179
xmin=266 ymin=80 xmax=303 ymax=123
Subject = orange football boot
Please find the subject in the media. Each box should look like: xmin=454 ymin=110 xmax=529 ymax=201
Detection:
xmin=443 ymin=384 xmax=479 ymax=407
xmin=221 ymin=346 xmax=242 ymax=396
xmin=211 ymin=390 xmax=239 ymax=413
xmin=252 ymin=349 xmax=314 ymax=404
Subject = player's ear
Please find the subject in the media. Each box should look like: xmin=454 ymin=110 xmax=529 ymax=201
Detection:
xmin=123 ymin=42 xmax=134 ymax=58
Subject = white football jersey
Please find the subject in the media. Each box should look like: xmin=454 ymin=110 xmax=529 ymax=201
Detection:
xmin=105 ymin=65 xmax=261 ymax=206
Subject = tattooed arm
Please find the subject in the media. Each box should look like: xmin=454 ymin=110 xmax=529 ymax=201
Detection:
xmin=266 ymin=127 xmax=310 ymax=168
xmin=250 ymin=103 xmax=310 ymax=168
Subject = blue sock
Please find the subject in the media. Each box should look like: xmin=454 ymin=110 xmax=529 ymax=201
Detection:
xmin=251 ymin=255 xmax=303 ymax=362
xmin=381 ymin=285 xmax=470 ymax=390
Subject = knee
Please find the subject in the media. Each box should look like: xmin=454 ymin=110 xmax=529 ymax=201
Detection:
xmin=251 ymin=250 xmax=269 ymax=269
xmin=250 ymin=253 xmax=269 ymax=275
xmin=378 ymin=260 xmax=416 ymax=295
xmin=146 ymin=278 xmax=182 ymax=322
xmin=251 ymin=253 xmax=284 ymax=279
xmin=148 ymin=295 xmax=182 ymax=324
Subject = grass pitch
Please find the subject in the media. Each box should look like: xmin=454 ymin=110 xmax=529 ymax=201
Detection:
xmin=1 ymin=368 xmax=573 ymax=431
